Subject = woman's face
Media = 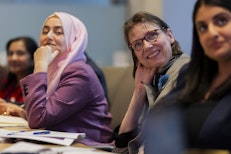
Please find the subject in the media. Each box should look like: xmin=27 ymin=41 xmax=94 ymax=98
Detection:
xmin=40 ymin=16 xmax=67 ymax=54
xmin=128 ymin=22 xmax=174 ymax=70
xmin=7 ymin=40 xmax=33 ymax=76
xmin=195 ymin=5 xmax=231 ymax=63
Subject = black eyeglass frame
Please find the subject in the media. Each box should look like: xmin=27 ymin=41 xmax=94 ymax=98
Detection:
xmin=128 ymin=29 xmax=162 ymax=51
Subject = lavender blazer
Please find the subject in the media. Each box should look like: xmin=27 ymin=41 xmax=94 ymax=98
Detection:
xmin=20 ymin=60 xmax=113 ymax=146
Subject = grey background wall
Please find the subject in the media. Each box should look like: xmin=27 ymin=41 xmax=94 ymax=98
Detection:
xmin=163 ymin=0 xmax=197 ymax=54
xmin=0 ymin=1 xmax=197 ymax=66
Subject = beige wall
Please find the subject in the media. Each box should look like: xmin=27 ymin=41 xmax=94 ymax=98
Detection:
xmin=128 ymin=0 xmax=163 ymax=18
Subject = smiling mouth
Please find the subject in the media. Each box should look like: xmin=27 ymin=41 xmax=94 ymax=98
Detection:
xmin=210 ymin=41 xmax=222 ymax=49
xmin=147 ymin=50 xmax=159 ymax=59
xmin=44 ymin=42 xmax=55 ymax=46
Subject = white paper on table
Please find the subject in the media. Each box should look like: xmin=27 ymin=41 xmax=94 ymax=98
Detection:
xmin=50 ymin=146 xmax=115 ymax=154
xmin=0 ymin=115 xmax=28 ymax=127
xmin=1 ymin=141 xmax=115 ymax=154
xmin=1 ymin=141 xmax=51 ymax=153
xmin=9 ymin=129 xmax=85 ymax=139
xmin=0 ymin=129 xmax=85 ymax=146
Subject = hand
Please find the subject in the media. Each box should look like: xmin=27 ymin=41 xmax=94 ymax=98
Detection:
xmin=135 ymin=62 xmax=157 ymax=86
xmin=33 ymin=46 xmax=59 ymax=73
xmin=5 ymin=103 xmax=27 ymax=119
xmin=0 ymin=98 xmax=7 ymax=114
xmin=0 ymin=98 xmax=6 ymax=103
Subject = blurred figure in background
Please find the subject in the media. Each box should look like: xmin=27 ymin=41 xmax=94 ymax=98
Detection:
xmin=0 ymin=36 xmax=37 ymax=119
xmin=0 ymin=65 xmax=7 ymax=88
xmin=85 ymin=52 xmax=109 ymax=102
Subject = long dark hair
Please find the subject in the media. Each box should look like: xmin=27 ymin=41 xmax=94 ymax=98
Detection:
xmin=123 ymin=11 xmax=183 ymax=78
xmin=180 ymin=0 xmax=231 ymax=102
xmin=1 ymin=36 xmax=38 ymax=91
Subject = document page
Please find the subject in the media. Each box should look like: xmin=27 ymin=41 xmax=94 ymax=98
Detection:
xmin=1 ymin=141 xmax=115 ymax=154
xmin=0 ymin=129 xmax=85 ymax=146
xmin=0 ymin=115 xmax=28 ymax=127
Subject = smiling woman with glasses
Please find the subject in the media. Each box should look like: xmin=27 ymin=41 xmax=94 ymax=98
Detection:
xmin=113 ymin=11 xmax=190 ymax=153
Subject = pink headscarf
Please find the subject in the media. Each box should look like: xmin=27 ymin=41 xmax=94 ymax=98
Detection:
xmin=42 ymin=12 xmax=88 ymax=99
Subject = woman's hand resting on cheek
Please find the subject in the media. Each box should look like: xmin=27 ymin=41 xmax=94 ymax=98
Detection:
xmin=33 ymin=46 xmax=59 ymax=73
xmin=135 ymin=62 xmax=157 ymax=87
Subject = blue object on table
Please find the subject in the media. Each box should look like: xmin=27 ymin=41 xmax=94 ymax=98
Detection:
xmin=33 ymin=131 xmax=50 ymax=135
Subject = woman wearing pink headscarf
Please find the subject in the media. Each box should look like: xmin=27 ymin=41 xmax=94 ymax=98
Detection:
xmin=20 ymin=12 xmax=113 ymax=146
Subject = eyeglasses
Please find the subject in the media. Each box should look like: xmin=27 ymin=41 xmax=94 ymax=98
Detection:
xmin=129 ymin=29 xmax=161 ymax=51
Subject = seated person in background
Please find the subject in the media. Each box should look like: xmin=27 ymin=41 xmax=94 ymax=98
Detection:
xmin=0 ymin=36 xmax=38 ymax=119
xmin=0 ymin=65 xmax=7 ymax=88
xmin=149 ymin=0 xmax=231 ymax=150
xmin=114 ymin=11 xmax=190 ymax=153
xmin=85 ymin=52 xmax=109 ymax=102
xmin=20 ymin=12 xmax=113 ymax=146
